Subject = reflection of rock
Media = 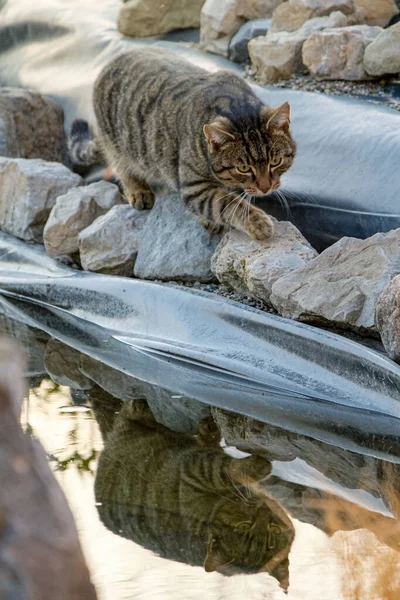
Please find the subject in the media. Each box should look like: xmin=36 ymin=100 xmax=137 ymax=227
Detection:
xmin=118 ymin=0 xmax=205 ymax=38
xmin=0 ymin=88 xmax=67 ymax=164
xmin=376 ymin=275 xmax=400 ymax=362
xmin=364 ymin=22 xmax=400 ymax=76
xmin=79 ymin=204 xmax=149 ymax=276
xmin=302 ymin=25 xmax=382 ymax=81
xmin=44 ymin=181 xmax=122 ymax=259
xmin=44 ymin=339 xmax=93 ymax=390
xmin=134 ymin=195 xmax=221 ymax=282
xmin=211 ymin=222 xmax=317 ymax=304
xmin=270 ymin=229 xmax=400 ymax=334
xmin=229 ymin=18 xmax=272 ymax=63
xmin=0 ymin=315 xmax=48 ymax=376
xmin=0 ymin=157 xmax=81 ymax=243
xmin=0 ymin=339 xmax=97 ymax=599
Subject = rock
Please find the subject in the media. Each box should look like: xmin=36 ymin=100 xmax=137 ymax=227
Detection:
xmin=364 ymin=22 xmax=400 ymax=76
xmin=211 ymin=221 xmax=317 ymax=305
xmin=236 ymin=0 xmax=284 ymax=20
xmin=0 ymin=157 xmax=82 ymax=243
xmin=302 ymin=25 xmax=382 ymax=80
xmin=229 ymin=18 xmax=272 ymax=62
xmin=249 ymin=11 xmax=349 ymax=81
xmin=134 ymin=195 xmax=221 ymax=282
xmin=80 ymin=353 xmax=149 ymax=401
xmin=118 ymin=0 xmax=205 ymax=38
xmin=0 ymin=87 xmax=67 ymax=164
xmin=376 ymin=275 xmax=400 ymax=362
xmin=270 ymin=229 xmax=400 ymax=334
xmin=43 ymin=181 xmax=122 ymax=259
xmin=200 ymin=0 xmax=245 ymax=56
xmin=269 ymin=0 xmax=358 ymax=33
xmin=79 ymin=204 xmax=149 ymax=276
xmin=0 ymin=339 xmax=97 ymax=600
xmin=44 ymin=338 xmax=93 ymax=390
xmin=354 ymin=0 xmax=398 ymax=26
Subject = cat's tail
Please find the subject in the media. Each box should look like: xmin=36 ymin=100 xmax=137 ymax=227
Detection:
xmin=68 ymin=118 xmax=103 ymax=166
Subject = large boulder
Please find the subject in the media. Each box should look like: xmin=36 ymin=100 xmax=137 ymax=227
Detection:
xmin=364 ymin=22 xmax=400 ymax=76
xmin=211 ymin=220 xmax=317 ymax=305
xmin=269 ymin=0 xmax=358 ymax=33
xmin=249 ymin=11 xmax=348 ymax=81
xmin=302 ymin=25 xmax=382 ymax=80
xmin=118 ymin=0 xmax=205 ymax=37
xmin=134 ymin=194 xmax=221 ymax=282
xmin=43 ymin=181 xmax=122 ymax=259
xmin=229 ymin=18 xmax=272 ymax=62
xmin=270 ymin=228 xmax=400 ymax=334
xmin=0 ymin=157 xmax=82 ymax=243
xmin=376 ymin=275 xmax=400 ymax=362
xmin=0 ymin=88 xmax=67 ymax=164
xmin=354 ymin=0 xmax=398 ymax=26
xmin=236 ymin=0 xmax=284 ymax=20
xmin=79 ymin=204 xmax=149 ymax=276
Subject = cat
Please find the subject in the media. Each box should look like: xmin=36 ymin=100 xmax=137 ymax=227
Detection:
xmin=93 ymin=398 xmax=295 ymax=592
xmin=69 ymin=48 xmax=296 ymax=240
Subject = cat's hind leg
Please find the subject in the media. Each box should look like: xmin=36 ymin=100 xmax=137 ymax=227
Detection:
xmin=119 ymin=171 xmax=155 ymax=210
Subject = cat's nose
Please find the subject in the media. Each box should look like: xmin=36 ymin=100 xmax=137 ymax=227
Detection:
xmin=256 ymin=176 xmax=271 ymax=194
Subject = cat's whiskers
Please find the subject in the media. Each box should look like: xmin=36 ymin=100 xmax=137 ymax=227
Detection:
xmin=228 ymin=193 xmax=247 ymax=227
xmin=214 ymin=191 xmax=245 ymax=229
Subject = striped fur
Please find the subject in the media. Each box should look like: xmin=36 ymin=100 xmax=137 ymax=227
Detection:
xmin=73 ymin=48 xmax=296 ymax=240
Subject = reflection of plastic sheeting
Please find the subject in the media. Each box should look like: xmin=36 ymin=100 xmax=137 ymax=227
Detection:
xmin=1 ymin=0 xmax=400 ymax=245
xmin=0 ymin=233 xmax=399 ymax=461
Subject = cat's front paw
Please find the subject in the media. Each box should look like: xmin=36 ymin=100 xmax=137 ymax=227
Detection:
xmin=128 ymin=190 xmax=155 ymax=210
xmin=198 ymin=217 xmax=225 ymax=236
xmin=245 ymin=210 xmax=274 ymax=241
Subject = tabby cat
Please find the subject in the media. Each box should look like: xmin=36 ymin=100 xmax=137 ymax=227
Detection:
xmin=69 ymin=48 xmax=296 ymax=240
xmin=93 ymin=399 xmax=295 ymax=591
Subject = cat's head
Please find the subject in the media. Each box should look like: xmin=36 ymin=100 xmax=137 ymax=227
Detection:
xmin=203 ymin=103 xmax=296 ymax=197
xmin=204 ymin=494 xmax=295 ymax=591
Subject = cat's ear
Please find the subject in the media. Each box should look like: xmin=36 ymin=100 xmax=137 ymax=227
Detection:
xmin=204 ymin=538 xmax=224 ymax=573
xmin=203 ymin=117 xmax=235 ymax=153
xmin=263 ymin=102 xmax=291 ymax=132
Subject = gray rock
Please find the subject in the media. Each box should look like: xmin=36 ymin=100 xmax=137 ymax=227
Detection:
xmin=302 ymin=25 xmax=382 ymax=81
xmin=364 ymin=22 xmax=400 ymax=76
xmin=270 ymin=228 xmax=400 ymax=334
xmin=0 ymin=157 xmax=82 ymax=243
xmin=134 ymin=194 xmax=221 ymax=282
xmin=211 ymin=220 xmax=317 ymax=305
xmin=44 ymin=338 xmax=93 ymax=390
xmin=118 ymin=0 xmax=205 ymax=38
xmin=229 ymin=18 xmax=272 ymax=62
xmin=269 ymin=0 xmax=359 ymax=34
xmin=0 ymin=87 xmax=67 ymax=164
xmin=79 ymin=204 xmax=149 ymax=276
xmin=376 ymin=275 xmax=400 ymax=362
xmin=43 ymin=181 xmax=122 ymax=259
xmin=249 ymin=11 xmax=349 ymax=81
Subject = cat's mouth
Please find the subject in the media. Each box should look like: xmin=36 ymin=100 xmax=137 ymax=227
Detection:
xmin=245 ymin=183 xmax=280 ymax=197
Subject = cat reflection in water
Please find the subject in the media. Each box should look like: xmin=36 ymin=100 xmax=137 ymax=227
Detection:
xmin=94 ymin=399 xmax=295 ymax=591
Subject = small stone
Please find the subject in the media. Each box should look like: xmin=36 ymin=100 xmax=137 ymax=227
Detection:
xmin=229 ymin=18 xmax=272 ymax=62
xmin=269 ymin=0 xmax=357 ymax=34
xmin=0 ymin=88 xmax=67 ymax=164
xmin=302 ymin=25 xmax=382 ymax=81
xmin=211 ymin=219 xmax=317 ymax=305
xmin=270 ymin=229 xmax=400 ymax=334
xmin=364 ymin=22 xmax=400 ymax=76
xmin=134 ymin=194 xmax=221 ymax=283
xmin=376 ymin=275 xmax=400 ymax=362
xmin=44 ymin=338 xmax=93 ymax=390
xmin=44 ymin=181 xmax=122 ymax=259
xmin=354 ymin=0 xmax=398 ymax=27
xmin=0 ymin=157 xmax=82 ymax=243
xmin=79 ymin=204 xmax=149 ymax=276
xmin=118 ymin=0 xmax=205 ymax=38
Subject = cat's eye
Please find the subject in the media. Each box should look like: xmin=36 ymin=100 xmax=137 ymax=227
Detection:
xmin=237 ymin=165 xmax=252 ymax=173
xmin=270 ymin=157 xmax=282 ymax=167
xmin=236 ymin=521 xmax=252 ymax=531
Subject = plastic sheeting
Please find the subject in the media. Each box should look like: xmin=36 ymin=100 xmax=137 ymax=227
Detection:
xmin=0 ymin=232 xmax=399 ymax=463
xmin=1 ymin=0 xmax=400 ymax=246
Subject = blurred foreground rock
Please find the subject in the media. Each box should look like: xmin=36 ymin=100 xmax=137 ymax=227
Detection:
xmin=118 ymin=0 xmax=205 ymax=37
xmin=376 ymin=275 xmax=400 ymax=362
xmin=0 ymin=157 xmax=82 ymax=243
xmin=0 ymin=88 xmax=67 ymax=164
xmin=211 ymin=221 xmax=317 ymax=305
xmin=0 ymin=338 xmax=97 ymax=599
xmin=270 ymin=228 xmax=400 ymax=334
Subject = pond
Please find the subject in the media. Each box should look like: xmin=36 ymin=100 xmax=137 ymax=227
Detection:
xmin=6 ymin=312 xmax=399 ymax=600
